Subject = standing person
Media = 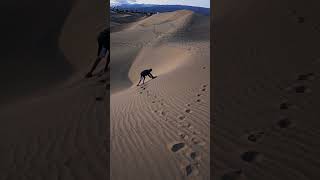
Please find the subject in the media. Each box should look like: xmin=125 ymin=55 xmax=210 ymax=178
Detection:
xmin=137 ymin=69 xmax=157 ymax=86
xmin=85 ymin=28 xmax=110 ymax=78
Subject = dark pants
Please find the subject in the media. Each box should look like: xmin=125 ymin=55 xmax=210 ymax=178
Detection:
xmin=87 ymin=44 xmax=110 ymax=76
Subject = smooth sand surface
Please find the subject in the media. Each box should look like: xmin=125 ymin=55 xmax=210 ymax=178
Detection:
xmin=213 ymin=0 xmax=320 ymax=179
xmin=0 ymin=0 xmax=109 ymax=179
xmin=110 ymin=10 xmax=210 ymax=179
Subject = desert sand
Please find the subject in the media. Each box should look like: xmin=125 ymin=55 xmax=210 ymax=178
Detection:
xmin=213 ymin=0 xmax=320 ymax=179
xmin=110 ymin=10 xmax=210 ymax=179
xmin=0 ymin=0 xmax=109 ymax=179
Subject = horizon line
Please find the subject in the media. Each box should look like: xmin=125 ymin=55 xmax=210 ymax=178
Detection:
xmin=110 ymin=3 xmax=210 ymax=9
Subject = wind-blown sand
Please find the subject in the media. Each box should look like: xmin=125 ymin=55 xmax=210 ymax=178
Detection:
xmin=0 ymin=0 xmax=109 ymax=179
xmin=110 ymin=10 xmax=210 ymax=179
xmin=213 ymin=0 xmax=320 ymax=179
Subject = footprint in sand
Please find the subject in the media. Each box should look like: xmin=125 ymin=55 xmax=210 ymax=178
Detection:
xmin=170 ymin=142 xmax=185 ymax=152
xmin=186 ymin=164 xmax=192 ymax=176
xmin=185 ymin=164 xmax=199 ymax=176
xmin=182 ymin=123 xmax=191 ymax=128
xmin=197 ymin=94 xmax=202 ymax=97
xmin=179 ymin=132 xmax=189 ymax=140
xmin=297 ymin=73 xmax=315 ymax=81
xmin=191 ymin=137 xmax=205 ymax=146
xmin=276 ymin=118 xmax=292 ymax=129
xmin=202 ymin=67 xmax=206 ymax=69
xmin=297 ymin=16 xmax=305 ymax=23
xmin=280 ymin=101 xmax=291 ymax=110
xmin=161 ymin=111 xmax=166 ymax=116
xmin=190 ymin=152 xmax=198 ymax=160
xmin=178 ymin=115 xmax=186 ymax=120
xmin=96 ymin=97 xmax=103 ymax=101
xmin=246 ymin=131 xmax=265 ymax=143
xmin=221 ymin=170 xmax=243 ymax=180
xmin=187 ymin=151 xmax=201 ymax=161
xmin=186 ymin=103 xmax=191 ymax=107
xmin=286 ymin=84 xmax=311 ymax=93
xmin=196 ymin=99 xmax=201 ymax=103
xmin=294 ymin=85 xmax=310 ymax=93
xmin=185 ymin=109 xmax=191 ymax=113
xmin=192 ymin=130 xmax=201 ymax=135
xmin=241 ymin=151 xmax=262 ymax=163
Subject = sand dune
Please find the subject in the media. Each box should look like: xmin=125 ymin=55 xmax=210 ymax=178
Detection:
xmin=0 ymin=0 xmax=73 ymax=106
xmin=213 ymin=0 xmax=320 ymax=179
xmin=0 ymin=0 xmax=109 ymax=179
xmin=110 ymin=10 xmax=210 ymax=179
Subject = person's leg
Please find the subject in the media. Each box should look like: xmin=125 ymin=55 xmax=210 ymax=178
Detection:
xmin=142 ymin=76 xmax=145 ymax=84
xmin=103 ymin=50 xmax=110 ymax=72
xmin=86 ymin=44 xmax=103 ymax=78
xmin=86 ymin=57 xmax=102 ymax=77
xmin=137 ymin=76 xmax=143 ymax=86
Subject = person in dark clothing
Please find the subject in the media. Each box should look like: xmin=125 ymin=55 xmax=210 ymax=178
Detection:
xmin=137 ymin=69 xmax=157 ymax=86
xmin=85 ymin=28 xmax=110 ymax=78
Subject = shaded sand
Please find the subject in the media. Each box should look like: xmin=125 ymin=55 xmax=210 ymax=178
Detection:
xmin=110 ymin=10 xmax=210 ymax=179
xmin=213 ymin=0 xmax=320 ymax=179
xmin=0 ymin=0 xmax=109 ymax=179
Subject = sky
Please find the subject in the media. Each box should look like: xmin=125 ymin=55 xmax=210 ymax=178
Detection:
xmin=110 ymin=0 xmax=210 ymax=8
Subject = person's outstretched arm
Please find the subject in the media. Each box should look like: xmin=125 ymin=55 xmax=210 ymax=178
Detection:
xmin=149 ymin=73 xmax=157 ymax=79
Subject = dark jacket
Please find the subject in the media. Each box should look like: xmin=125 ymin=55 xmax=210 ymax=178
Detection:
xmin=97 ymin=29 xmax=110 ymax=55
xmin=140 ymin=69 xmax=152 ymax=77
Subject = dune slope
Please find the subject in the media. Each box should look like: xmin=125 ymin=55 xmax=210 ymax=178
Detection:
xmin=110 ymin=10 xmax=210 ymax=180
xmin=213 ymin=0 xmax=320 ymax=179
xmin=0 ymin=0 xmax=109 ymax=179
xmin=0 ymin=0 xmax=74 ymax=105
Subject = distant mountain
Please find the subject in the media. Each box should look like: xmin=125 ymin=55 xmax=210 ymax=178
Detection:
xmin=111 ymin=4 xmax=210 ymax=16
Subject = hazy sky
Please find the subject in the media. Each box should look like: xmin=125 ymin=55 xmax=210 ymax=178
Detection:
xmin=110 ymin=0 xmax=210 ymax=8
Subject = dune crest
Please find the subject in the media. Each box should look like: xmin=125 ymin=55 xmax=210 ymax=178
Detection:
xmin=111 ymin=10 xmax=209 ymax=93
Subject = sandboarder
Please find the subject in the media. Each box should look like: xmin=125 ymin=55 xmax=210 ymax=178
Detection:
xmin=137 ymin=69 xmax=157 ymax=86
xmin=85 ymin=28 xmax=110 ymax=78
